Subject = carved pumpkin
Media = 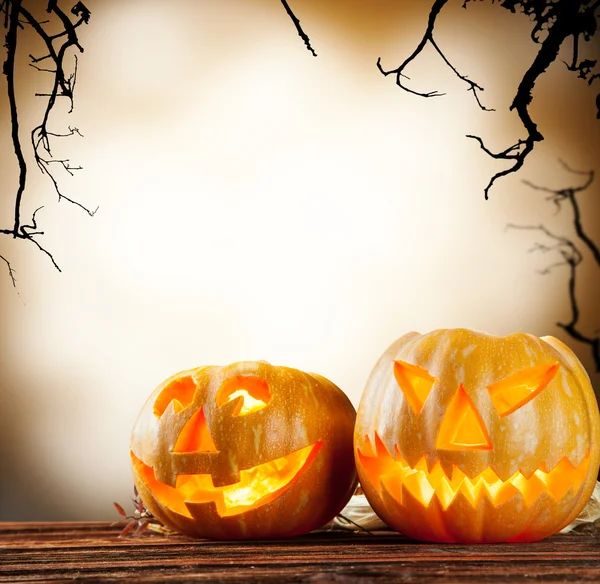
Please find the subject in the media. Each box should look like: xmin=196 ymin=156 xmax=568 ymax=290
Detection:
xmin=355 ymin=329 xmax=600 ymax=543
xmin=131 ymin=361 xmax=357 ymax=539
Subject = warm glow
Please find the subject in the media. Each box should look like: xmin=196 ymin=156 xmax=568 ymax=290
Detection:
xmin=2 ymin=0 xmax=599 ymax=523
xmin=216 ymin=376 xmax=271 ymax=416
xmin=172 ymin=408 xmax=218 ymax=453
xmin=153 ymin=376 xmax=197 ymax=417
xmin=393 ymin=360 xmax=437 ymax=415
xmin=131 ymin=441 xmax=322 ymax=518
xmin=358 ymin=434 xmax=590 ymax=509
xmin=487 ymin=363 xmax=559 ymax=417
xmin=225 ymin=390 xmax=266 ymax=416
xmin=436 ymin=385 xmax=492 ymax=450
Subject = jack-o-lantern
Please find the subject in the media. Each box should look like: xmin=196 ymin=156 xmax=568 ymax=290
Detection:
xmin=354 ymin=329 xmax=600 ymax=543
xmin=131 ymin=361 xmax=357 ymax=539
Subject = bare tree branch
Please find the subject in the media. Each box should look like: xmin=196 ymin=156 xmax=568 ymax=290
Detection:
xmin=522 ymin=163 xmax=600 ymax=265
xmin=508 ymin=164 xmax=600 ymax=371
xmin=382 ymin=0 xmax=600 ymax=199
xmin=1 ymin=0 xmax=91 ymax=287
xmin=0 ymin=252 xmax=17 ymax=286
xmin=507 ymin=223 xmax=582 ymax=269
xmin=377 ymin=0 xmax=493 ymax=110
xmin=280 ymin=0 xmax=316 ymax=57
xmin=3 ymin=0 xmax=27 ymax=239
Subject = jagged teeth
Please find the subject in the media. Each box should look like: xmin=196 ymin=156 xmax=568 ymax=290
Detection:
xmin=358 ymin=435 xmax=589 ymax=509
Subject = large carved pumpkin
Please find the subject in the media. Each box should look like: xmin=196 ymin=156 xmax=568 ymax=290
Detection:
xmin=131 ymin=361 xmax=357 ymax=539
xmin=355 ymin=329 xmax=600 ymax=543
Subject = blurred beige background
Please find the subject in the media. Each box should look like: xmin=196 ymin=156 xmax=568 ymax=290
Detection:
xmin=1 ymin=0 xmax=599 ymax=520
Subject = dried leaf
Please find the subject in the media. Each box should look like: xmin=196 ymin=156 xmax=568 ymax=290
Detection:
xmin=113 ymin=502 xmax=127 ymax=517
xmin=113 ymin=486 xmax=167 ymax=538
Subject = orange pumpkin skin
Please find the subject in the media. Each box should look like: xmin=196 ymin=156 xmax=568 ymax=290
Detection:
xmin=355 ymin=329 xmax=600 ymax=543
xmin=131 ymin=361 xmax=357 ymax=540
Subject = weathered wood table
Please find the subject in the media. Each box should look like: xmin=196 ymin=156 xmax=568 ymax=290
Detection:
xmin=1 ymin=522 xmax=600 ymax=582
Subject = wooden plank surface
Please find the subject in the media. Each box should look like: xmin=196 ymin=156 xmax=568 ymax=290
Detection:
xmin=1 ymin=522 xmax=600 ymax=583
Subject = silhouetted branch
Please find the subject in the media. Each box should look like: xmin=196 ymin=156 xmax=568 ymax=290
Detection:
xmin=508 ymin=164 xmax=600 ymax=371
xmin=0 ymin=253 xmax=17 ymax=286
xmin=280 ymin=0 xmax=316 ymax=57
xmin=1 ymin=0 xmax=91 ymax=286
xmin=507 ymin=223 xmax=582 ymax=272
xmin=382 ymin=0 xmax=600 ymax=199
xmin=469 ymin=1 xmax=578 ymax=198
xmin=377 ymin=0 xmax=493 ymax=110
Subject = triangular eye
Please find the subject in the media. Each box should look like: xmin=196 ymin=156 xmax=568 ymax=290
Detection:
xmin=172 ymin=408 xmax=218 ymax=453
xmin=437 ymin=385 xmax=492 ymax=451
xmin=487 ymin=363 xmax=559 ymax=418
xmin=154 ymin=376 xmax=196 ymax=417
xmin=216 ymin=375 xmax=271 ymax=416
xmin=393 ymin=360 xmax=436 ymax=415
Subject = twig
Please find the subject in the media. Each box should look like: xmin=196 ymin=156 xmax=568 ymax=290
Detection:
xmin=383 ymin=0 xmax=600 ymax=198
xmin=377 ymin=0 xmax=492 ymax=106
xmin=279 ymin=0 xmax=316 ymax=57
xmin=0 ymin=253 xmax=17 ymax=286
xmin=508 ymin=163 xmax=600 ymax=371
xmin=335 ymin=513 xmax=375 ymax=535
xmin=1 ymin=0 xmax=92 ymax=284
xmin=112 ymin=487 xmax=171 ymax=538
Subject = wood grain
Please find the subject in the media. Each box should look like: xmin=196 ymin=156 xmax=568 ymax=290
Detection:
xmin=1 ymin=522 xmax=600 ymax=582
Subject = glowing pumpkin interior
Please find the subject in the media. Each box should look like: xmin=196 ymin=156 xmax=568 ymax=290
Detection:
xmin=216 ymin=375 xmax=272 ymax=416
xmin=358 ymin=360 xmax=591 ymax=508
xmin=132 ymin=375 xmax=322 ymax=517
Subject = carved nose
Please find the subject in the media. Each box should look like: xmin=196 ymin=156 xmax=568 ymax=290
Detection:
xmin=436 ymin=385 xmax=492 ymax=451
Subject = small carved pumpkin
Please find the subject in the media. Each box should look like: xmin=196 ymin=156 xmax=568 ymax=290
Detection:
xmin=355 ymin=329 xmax=600 ymax=543
xmin=131 ymin=361 xmax=357 ymax=539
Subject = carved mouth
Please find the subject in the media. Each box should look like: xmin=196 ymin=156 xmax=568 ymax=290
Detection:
xmin=132 ymin=441 xmax=322 ymax=518
xmin=357 ymin=434 xmax=589 ymax=509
